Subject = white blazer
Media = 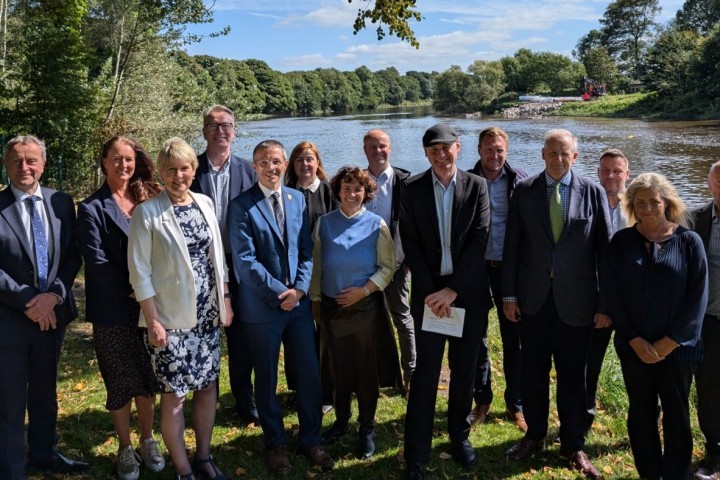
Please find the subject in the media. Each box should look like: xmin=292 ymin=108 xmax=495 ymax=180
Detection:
xmin=128 ymin=190 xmax=229 ymax=329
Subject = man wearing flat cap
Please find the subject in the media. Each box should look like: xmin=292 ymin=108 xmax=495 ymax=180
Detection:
xmin=400 ymin=124 xmax=491 ymax=480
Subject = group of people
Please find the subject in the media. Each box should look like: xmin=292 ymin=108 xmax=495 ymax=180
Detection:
xmin=0 ymin=105 xmax=717 ymax=480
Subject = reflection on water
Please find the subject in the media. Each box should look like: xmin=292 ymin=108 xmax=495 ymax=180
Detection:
xmin=235 ymin=111 xmax=720 ymax=209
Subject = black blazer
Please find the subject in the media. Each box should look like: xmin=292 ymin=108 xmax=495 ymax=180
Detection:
xmin=390 ymin=167 xmax=410 ymax=267
xmin=191 ymin=152 xmax=257 ymax=205
xmin=0 ymin=186 xmax=80 ymax=335
xmin=693 ymin=201 xmax=713 ymax=248
xmin=76 ymin=182 xmax=135 ymax=326
xmin=400 ymin=169 xmax=491 ymax=313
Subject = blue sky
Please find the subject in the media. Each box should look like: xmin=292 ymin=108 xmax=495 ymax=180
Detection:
xmin=184 ymin=0 xmax=683 ymax=74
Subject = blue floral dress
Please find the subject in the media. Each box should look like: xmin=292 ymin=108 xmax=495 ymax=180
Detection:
xmin=146 ymin=202 xmax=221 ymax=396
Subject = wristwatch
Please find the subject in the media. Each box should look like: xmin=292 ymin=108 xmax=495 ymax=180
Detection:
xmin=363 ymin=287 xmax=370 ymax=297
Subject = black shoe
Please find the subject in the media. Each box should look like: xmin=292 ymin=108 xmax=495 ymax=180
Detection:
xmin=405 ymin=462 xmax=425 ymax=480
xmin=320 ymin=421 xmax=350 ymax=444
xmin=357 ymin=430 xmax=375 ymax=459
xmin=236 ymin=404 xmax=260 ymax=425
xmin=450 ymin=439 xmax=477 ymax=467
xmin=27 ymin=451 xmax=90 ymax=474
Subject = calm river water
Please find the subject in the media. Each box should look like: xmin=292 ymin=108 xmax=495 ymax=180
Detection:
xmin=233 ymin=110 xmax=720 ymax=208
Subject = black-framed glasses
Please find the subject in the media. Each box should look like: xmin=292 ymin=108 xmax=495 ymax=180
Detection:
xmin=204 ymin=122 xmax=235 ymax=131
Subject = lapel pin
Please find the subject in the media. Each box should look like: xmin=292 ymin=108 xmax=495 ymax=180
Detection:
xmin=287 ymin=194 xmax=292 ymax=200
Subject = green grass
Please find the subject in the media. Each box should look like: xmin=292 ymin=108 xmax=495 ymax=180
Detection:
xmin=48 ymin=304 xmax=707 ymax=479
xmin=552 ymin=92 xmax=660 ymax=118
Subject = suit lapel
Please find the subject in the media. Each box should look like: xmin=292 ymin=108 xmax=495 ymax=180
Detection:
xmin=197 ymin=156 xmax=214 ymax=200
xmin=420 ymin=170 xmax=441 ymax=246
xmin=158 ymin=191 xmax=192 ymax=268
xmin=451 ymin=170 xmax=467 ymax=234
xmin=567 ymin=173 xmax=585 ymax=224
xmin=251 ymin=185 xmax=284 ymax=243
xmin=0 ymin=188 xmax=33 ymax=260
xmin=99 ymin=183 xmax=130 ymax=235
xmin=41 ymin=188 xmax=62 ymax=281
xmin=532 ymin=175 xmax=553 ymax=242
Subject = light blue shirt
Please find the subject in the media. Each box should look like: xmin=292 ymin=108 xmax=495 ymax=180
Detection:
xmin=608 ymin=203 xmax=627 ymax=235
xmin=431 ymin=169 xmax=457 ymax=275
xmin=367 ymin=165 xmax=393 ymax=227
xmin=204 ymin=156 xmax=231 ymax=251
xmin=707 ymin=207 xmax=720 ymax=316
xmin=485 ymin=170 xmax=508 ymax=261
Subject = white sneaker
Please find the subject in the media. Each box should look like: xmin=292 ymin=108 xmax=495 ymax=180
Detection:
xmin=137 ymin=438 xmax=165 ymax=473
xmin=117 ymin=445 xmax=140 ymax=480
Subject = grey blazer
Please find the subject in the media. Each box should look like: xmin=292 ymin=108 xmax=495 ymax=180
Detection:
xmin=502 ymin=171 xmax=612 ymax=326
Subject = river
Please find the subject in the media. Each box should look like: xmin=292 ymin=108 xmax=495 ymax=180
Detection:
xmin=232 ymin=110 xmax=720 ymax=208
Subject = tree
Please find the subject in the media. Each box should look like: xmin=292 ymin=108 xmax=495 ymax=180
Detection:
xmin=692 ymin=23 xmax=720 ymax=101
xmin=354 ymin=66 xmax=382 ymax=109
xmin=574 ymin=29 xmax=604 ymax=60
xmin=405 ymin=70 xmax=434 ymax=99
xmin=645 ymin=27 xmax=701 ymax=96
xmin=244 ymin=59 xmax=296 ymax=114
xmin=348 ymin=0 xmax=422 ymax=48
xmin=582 ymin=46 xmax=621 ymax=89
xmin=376 ymin=67 xmax=405 ymax=105
xmin=675 ymin=0 xmax=720 ymax=34
xmin=0 ymin=0 xmax=100 ymax=193
xmin=599 ymin=0 xmax=661 ymax=80
xmin=467 ymin=60 xmax=505 ymax=105
xmin=433 ymin=65 xmax=474 ymax=113
xmin=86 ymin=0 xmax=225 ymax=126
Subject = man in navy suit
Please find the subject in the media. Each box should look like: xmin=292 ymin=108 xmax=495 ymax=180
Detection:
xmin=228 ymin=140 xmax=333 ymax=476
xmin=502 ymin=129 xmax=611 ymax=480
xmin=190 ymin=105 xmax=258 ymax=425
xmin=0 ymin=135 xmax=85 ymax=478
xmin=401 ymin=124 xmax=491 ymax=480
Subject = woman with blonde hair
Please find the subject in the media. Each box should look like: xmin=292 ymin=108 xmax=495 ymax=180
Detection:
xmin=609 ymin=172 xmax=707 ymax=479
xmin=128 ymin=138 xmax=232 ymax=480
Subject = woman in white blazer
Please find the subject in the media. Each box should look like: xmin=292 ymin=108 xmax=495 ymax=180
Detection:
xmin=128 ymin=138 xmax=232 ymax=480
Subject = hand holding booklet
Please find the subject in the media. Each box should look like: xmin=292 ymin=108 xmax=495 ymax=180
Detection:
xmin=422 ymin=305 xmax=465 ymax=337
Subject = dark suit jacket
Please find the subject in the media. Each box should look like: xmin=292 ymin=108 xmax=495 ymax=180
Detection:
xmin=0 ymin=186 xmax=80 ymax=337
xmin=390 ymin=167 xmax=410 ymax=267
xmin=191 ymin=151 xmax=257 ymax=203
xmin=76 ymin=182 xmax=134 ymax=326
xmin=502 ymin=172 xmax=612 ymax=326
xmin=469 ymin=161 xmax=528 ymax=201
xmin=693 ymin=201 xmax=713 ymax=248
xmin=229 ymin=184 xmax=313 ymax=323
xmin=400 ymin=169 xmax=491 ymax=315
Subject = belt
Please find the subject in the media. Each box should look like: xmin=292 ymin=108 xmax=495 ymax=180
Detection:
xmin=486 ymin=260 xmax=502 ymax=268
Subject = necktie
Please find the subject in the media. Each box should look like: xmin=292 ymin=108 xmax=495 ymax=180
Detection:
xmin=550 ymin=181 xmax=563 ymax=242
xmin=272 ymin=192 xmax=285 ymax=241
xmin=26 ymin=197 xmax=49 ymax=291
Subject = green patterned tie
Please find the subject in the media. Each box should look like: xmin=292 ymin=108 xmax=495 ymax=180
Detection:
xmin=550 ymin=181 xmax=563 ymax=242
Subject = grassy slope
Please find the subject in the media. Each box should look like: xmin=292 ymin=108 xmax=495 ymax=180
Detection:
xmin=51 ymin=302 xmax=706 ymax=480
xmin=551 ymin=92 xmax=663 ymax=118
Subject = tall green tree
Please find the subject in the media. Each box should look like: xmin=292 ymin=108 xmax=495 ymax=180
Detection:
xmin=645 ymin=27 xmax=701 ymax=96
xmin=1 ymin=0 xmax=100 ymax=192
xmin=581 ymin=46 xmax=621 ymax=89
xmin=467 ymin=60 xmax=505 ymax=105
xmin=675 ymin=0 xmax=720 ymax=34
xmin=599 ymin=0 xmax=661 ymax=79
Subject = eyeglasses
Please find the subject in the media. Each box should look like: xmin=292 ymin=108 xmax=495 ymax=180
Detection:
xmin=255 ymin=159 xmax=285 ymax=169
xmin=204 ymin=122 xmax=235 ymax=131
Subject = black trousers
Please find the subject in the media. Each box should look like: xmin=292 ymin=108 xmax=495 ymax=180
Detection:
xmin=404 ymin=300 xmax=487 ymax=464
xmin=616 ymin=337 xmax=695 ymax=479
xmin=518 ymin=291 xmax=592 ymax=453
xmin=585 ymin=325 xmax=613 ymax=431
xmin=696 ymin=314 xmax=720 ymax=462
xmin=322 ymin=293 xmax=381 ymax=430
xmin=474 ymin=263 xmax=522 ymax=412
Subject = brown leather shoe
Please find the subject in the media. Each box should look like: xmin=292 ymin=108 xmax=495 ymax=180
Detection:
xmin=302 ymin=445 xmax=334 ymax=472
xmin=468 ymin=403 xmax=491 ymax=424
xmin=267 ymin=446 xmax=291 ymax=476
xmin=507 ymin=409 xmax=528 ymax=432
xmin=505 ymin=436 xmax=544 ymax=460
xmin=561 ymin=450 xmax=604 ymax=480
